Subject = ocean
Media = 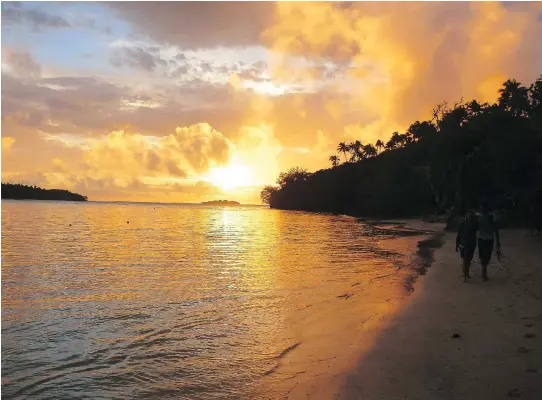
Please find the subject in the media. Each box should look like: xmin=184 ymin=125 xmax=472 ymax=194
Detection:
xmin=1 ymin=200 xmax=431 ymax=399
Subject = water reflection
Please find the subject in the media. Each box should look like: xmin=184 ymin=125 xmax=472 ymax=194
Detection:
xmin=2 ymin=201 xmax=421 ymax=399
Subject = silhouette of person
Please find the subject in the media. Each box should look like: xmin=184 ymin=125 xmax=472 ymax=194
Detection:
xmin=477 ymin=202 xmax=501 ymax=281
xmin=456 ymin=210 xmax=478 ymax=282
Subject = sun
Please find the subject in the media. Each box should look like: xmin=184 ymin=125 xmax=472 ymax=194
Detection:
xmin=207 ymin=164 xmax=252 ymax=191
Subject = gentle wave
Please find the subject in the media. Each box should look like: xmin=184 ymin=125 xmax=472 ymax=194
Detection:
xmin=2 ymin=200 xmax=424 ymax=399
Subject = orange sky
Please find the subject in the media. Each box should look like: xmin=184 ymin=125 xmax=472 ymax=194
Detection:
xmin=2 ymin=2 xmax=542 ymax=203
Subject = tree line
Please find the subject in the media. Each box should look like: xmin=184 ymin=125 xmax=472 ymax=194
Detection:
xmin=1 ymin=183 xmax=88 ymax=202
xmin=261 ymin=76 xmax=542 ymax=224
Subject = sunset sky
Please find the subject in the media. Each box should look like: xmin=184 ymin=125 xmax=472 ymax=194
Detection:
xmin=2 ymin=1 xmax=542 ymax=203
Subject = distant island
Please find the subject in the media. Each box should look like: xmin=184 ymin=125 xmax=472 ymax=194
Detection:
xmin=1 ymin=183 xmax=88 ymax=202
xmin=201 ymin=200 xmax=240 ymax=206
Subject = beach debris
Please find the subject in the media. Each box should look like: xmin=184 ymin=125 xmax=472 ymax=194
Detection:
xmin=337 ymin=293 xmax=352 ymax=300
xmin=351 ymin=282 xmax=361 ymax=287
xmin=525 ymin=323 xmax=533 ymax=328
xmin=526 ymin=368 xmax=538 ymax=373
xmin=517 ymin=347 xmax=530 ymax=354
xmin=127 ymin=221 xmax=129 ymax=224
xmin=507 ymin=388 xmax=522 ymax=398
xmin=523 ymin=333 xmax=536 ymax=339
xmin=451 ymin=333 xmax=461 ymax=339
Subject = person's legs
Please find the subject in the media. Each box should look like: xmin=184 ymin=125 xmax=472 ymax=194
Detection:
xmin=462 ymin=257 xmax=469 ymax=282
xmin=462 ymin=246 xmax=475 ymax=282
xmin=478 ymin=239 xmax=494 ymax=281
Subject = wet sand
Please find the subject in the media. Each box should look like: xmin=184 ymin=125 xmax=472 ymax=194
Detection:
xmin=268 ymin=221 xmax=447 ymax=399
xmin=335 ymin=228 xmax=542 ymax=399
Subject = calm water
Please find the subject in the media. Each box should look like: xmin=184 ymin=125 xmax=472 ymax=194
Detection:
xmin=2 ymin=200 xmax=426 ymax=399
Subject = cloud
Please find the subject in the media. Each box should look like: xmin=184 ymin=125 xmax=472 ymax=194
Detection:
xmin=263 ymin=1 xmax=542 ymax=130
xmin=1 ymin=2 xmax=70 ymax=31
xmin=1 ymin=170 xmax=48 ymax=187
xmin=0 ymin=168 xmax=225 ymax=203
xmin=108 ymin=2 xmax=275 ymax=49
xmin=45 ymin=123 xmax=233 ymax=180
xmin=1 ymin=48 xmax=41 ymax=78
xmin=1 ymin=68 xmax=249 ymax=141
xmin=51 ymin=157 xmax=68 ymax=173
xmin=2 ymin=136 xmax=16 ymax=152
xmin=1 ymin=122 xmax=234 ymax=202
xmin=3 ymin=1 xmax=542 ymax=204
xmin=110 ymin=46 xmax=167 ymax=71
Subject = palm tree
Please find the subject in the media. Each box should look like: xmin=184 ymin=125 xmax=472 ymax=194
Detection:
xmin=348 ymin=141 xmax=363 ymax=162
xmin=337 ymin=142 xmax=349 ymax=162
xmin=363 ymin=144 xmax=377 ymax=158
xmin=407 ymin=120 xmax=437 ymax=142
xmin=329 ymin=155 xmax=340 ymax=167
xmin=375 ymin=139 xmax=384 ymax=154
xmin=353 ymin=140 xmax=363 ymax=161
xmin=385 ymin=132 xmax=402 ymax=150
xmin=498 ymin=79 xmax=530 ymax=116
xmin=529 ymin=76 xmax=542 ymax=118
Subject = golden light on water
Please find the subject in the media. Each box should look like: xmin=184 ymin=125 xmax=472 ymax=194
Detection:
xmin=2 ymin=200 xmax=427 ymax=398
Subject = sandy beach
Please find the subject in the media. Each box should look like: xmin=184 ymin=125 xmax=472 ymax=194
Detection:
xmin=279 ymin=224 xmax=542 ymax=399
xmin=334 ymin=228 xmax=542 ymax=400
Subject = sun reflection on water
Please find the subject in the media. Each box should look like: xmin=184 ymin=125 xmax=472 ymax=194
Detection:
xmin=2 ymin=201 xmax=419 ymax=399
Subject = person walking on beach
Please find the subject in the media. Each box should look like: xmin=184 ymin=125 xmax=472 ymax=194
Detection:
xmin=477 ymin=203 xmax=501 ymax=281
xmin=456 ymin=210 xmax=479 ymax=282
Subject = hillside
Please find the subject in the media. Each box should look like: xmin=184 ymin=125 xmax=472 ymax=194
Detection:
xmin=261 ymin=76 xmax=542 ymax=225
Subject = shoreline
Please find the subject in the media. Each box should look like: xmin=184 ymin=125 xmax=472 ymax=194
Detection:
xmin=278 ymin=222 xmax=542 ymax=399
xmin=258 ymin=220 xmax=446 ymax=399
xmin=335 ymin=228 xmax=542 ymax=399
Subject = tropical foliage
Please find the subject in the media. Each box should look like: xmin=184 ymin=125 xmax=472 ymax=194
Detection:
xmin=1 ymin=183 xmax=88 ymax=201
xmin=261 ymin=75 xmax=542 ymax=223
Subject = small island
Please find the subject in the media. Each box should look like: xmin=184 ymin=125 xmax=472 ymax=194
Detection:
xmin=201 ymin=200 xmax=240 ymax=206
xmin=1 ymin=183 xmax=88 ymax=202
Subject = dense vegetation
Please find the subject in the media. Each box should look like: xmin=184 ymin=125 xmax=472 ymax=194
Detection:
xmin=261 ymin=76 xmax=542 ymax=224
xmin=1 ymin=183 xmax=88 ymax=202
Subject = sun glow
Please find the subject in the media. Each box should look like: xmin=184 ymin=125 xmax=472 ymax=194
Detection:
xmin=207 ymin=164 xmax=252 ymax=191
xmin=242 ymin=80 xmax=287 ymax=96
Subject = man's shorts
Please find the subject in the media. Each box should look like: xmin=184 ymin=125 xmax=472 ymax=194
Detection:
xmin=460 ymin=244 xmax=476 ymax=263
xmin=478 ymin=239 xmax=494 ymax=264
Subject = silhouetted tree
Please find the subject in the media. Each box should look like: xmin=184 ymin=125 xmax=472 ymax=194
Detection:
xmin=329 ymin=155 xmax=340 ymax=167
xmin=385 ymin=132 xmax=403 ymax=150
xmin=406 ymin=121 xmax=437 ymax=142
xmin=348 ymin=140 xmax=364 ymax=162
xmin=1 ymin=183 xmax=88 ymax=201
xmin=375 ymin=139 xmax=384 ymax=153
xmin=263 ymin=75 xmax=542 ymax=223
xmin=363 ymin=144 xmax=377 ymax=158
xmin=528 ymin=76 xmax=542 ymax=119
xmin=260 ymin=185 xmax=279 ymax=204
xmin=499 ymin=79 xmax=530 ymax=117
xmin=277 ymin=167 xmax=311 ymax=188
xmin=337 ymin=142 xmax=349 ymax=162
